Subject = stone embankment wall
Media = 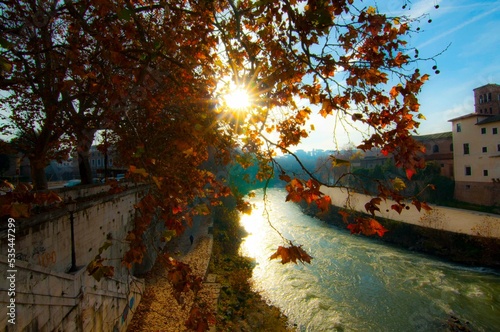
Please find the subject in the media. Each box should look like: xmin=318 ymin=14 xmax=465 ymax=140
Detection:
xmin=0 ymin=184 xmax=151 ymax=331
xmin=304 ymin=187 xmax=500 ymax=268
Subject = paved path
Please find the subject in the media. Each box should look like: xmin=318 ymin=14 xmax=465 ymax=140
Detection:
xmin=322 ymin=187 xmax=500 ymax=238
xmin=127 ymin=216 xmax=220 ymax=331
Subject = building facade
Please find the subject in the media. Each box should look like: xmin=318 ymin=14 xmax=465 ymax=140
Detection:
xmin=413 ymin=132 xmax=454 ymax=178
xmin=449 ymin=84 xmax=500 ymax=206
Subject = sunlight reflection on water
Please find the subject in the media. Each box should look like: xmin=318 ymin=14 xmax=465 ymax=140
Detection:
xmin=239 ymin=188 xmax=500 ymax=332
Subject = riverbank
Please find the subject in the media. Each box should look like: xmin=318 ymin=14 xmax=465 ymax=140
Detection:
xmin=127 ymin=203 xmax=293 ymax=331
xmin=207 ymin=205 xmax=294 ymax=331
xmin=300 ymin=187 xmax=500 ymax=269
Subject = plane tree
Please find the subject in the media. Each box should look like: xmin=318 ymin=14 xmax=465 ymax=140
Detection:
xmin=1 ymin=1 xmax=439 ymax=325
xmin=0 ymin=1 xmax=76 ymax=189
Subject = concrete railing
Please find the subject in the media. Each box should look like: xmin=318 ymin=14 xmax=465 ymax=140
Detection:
xmin=0 ymin=184 xmax=149 ymax=331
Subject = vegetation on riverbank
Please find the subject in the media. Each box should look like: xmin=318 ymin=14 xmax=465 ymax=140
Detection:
xmin=208 ymin=204 xmax=294 ymax=331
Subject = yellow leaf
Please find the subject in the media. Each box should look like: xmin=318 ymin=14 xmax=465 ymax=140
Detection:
xmin=392 ymin=177 xmax=406 ymax=191
xmin=367 ymin=6 xmax=376 ymax=15
xmin=152 ymin=176 xmax=162 ymax=189
xmin=331 ymin=156 xmax=351 ymax=167
xmin=183 ymin=148 xmax=195 ymax=157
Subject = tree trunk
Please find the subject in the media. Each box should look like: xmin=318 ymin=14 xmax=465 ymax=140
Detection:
xmin=29 ymin=156 xmax=48 ymax=190
xmin=77 ymin=129 xmax=96 ymax=185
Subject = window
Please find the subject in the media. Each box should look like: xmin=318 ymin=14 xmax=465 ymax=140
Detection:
xmin=488 ymin=92 xmax=492 ymax=101
xmin=498 ymin=144 xmax=500 ymax=152
xmin=493 ymin=128 xmax=498 ymax=135
xmin=490 ymin=108 xmax=493 ymax=114
xmin=479 ymin=96 xmax=483 ymax=104
xmin=482 ymin=146 xmax=488 ymax=153
xmin=432 ymin=145 xmax=439 ymax=153
xmin=450 ymin=143 xmax=453 ymax=152
xmin=481 ymin=127 xmax=486 ymax=134
xmin=97 ymin=159 xmax=101 ymax=166
xmin=463 ymin=143 xmax=469 ymax=154
xmin=484 ymin=170 xmax=489 ymax=176
xmin=456 ymin=123 xmax=462 ymax=132
xmin=91 ymin=160 xmax=95 ymax=166
xmin=465 ymin=166 xmax=471 ymax=176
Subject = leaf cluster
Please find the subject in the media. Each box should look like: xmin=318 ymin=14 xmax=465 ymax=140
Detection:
xmin=0 ymin=180 xmax=62 ymax=218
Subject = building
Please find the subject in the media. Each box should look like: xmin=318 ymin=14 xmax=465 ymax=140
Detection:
xmin=413 ymin=132 xmax=454 ymax=178
xmin=357 ymin=133 xmax=454 ymax=179
xmin=448 ymin=84 xmax=500 ymax=206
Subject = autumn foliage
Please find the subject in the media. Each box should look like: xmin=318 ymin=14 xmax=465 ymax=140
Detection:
xmin=1 ymin=1 xmax=438 ymax=329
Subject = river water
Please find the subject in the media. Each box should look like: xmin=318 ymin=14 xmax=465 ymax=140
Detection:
xmin=239 ymin=189 xmax=500 ymax=331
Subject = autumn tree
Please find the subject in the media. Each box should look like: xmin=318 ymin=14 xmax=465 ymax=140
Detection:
xmin=1 ymin=0 xmax=439 ymax=311
xmin=0 ymin=1 xmax=104 ymax=189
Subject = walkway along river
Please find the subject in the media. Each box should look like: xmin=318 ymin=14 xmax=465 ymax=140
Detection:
xmin=239 ymin=188 xmax=500 ymax=331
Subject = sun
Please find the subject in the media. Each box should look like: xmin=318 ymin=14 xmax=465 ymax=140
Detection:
xmin=223 ymin=85 xmax=252 ymax=110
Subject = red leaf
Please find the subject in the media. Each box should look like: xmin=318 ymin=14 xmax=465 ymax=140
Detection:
xmin=347 ymin=223 xmax=361 ymax=234
xmin=172 ymin=205 xmax=182 ymax=214
xmin=364 ymin=197 xmax=382 ymax=216
xmin=391 ymin=203 xmax=403 ymax=214
xmin=421 ymin=202 xmax=432 ymax=211
xmin=348 ymin=218 xmax=388 ymax=237
xmin=279 ymin=174 xmax=292 ymax=182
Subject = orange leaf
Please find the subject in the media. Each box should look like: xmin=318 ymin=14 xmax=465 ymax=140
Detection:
xmin=129 ymin=165 xmax=148 ymax=178
xmin=9 ymin=203 xmax=31 ymax=218
xmin=269 ymin=244 xmax=312 ymax=264
xmin=316 ymin=195 xmax=331 ymax=212
xmin=338 ymin=210 xmax=350 ymax=223
xmin=366 ymin=218 xmax=388 ymax=237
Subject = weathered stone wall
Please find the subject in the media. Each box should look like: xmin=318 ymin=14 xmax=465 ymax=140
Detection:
xmin=0 ymin=184 xmax=150 ymax=331
xmin=454 ymin=181 xmax=500 ymax=207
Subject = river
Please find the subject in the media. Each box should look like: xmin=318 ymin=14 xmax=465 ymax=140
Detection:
xmin=239 ymin=188 xmax=500 ymax=332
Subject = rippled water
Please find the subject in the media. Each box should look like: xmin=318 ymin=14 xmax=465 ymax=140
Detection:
xmin=239 ymin=189 xmax=500 ymax=331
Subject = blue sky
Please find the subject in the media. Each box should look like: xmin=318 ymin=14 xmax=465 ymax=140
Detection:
xmin=298 ymin=0 xmax=500 ymax=151
xmin=409 ymin=0 xmax=500 ymax=133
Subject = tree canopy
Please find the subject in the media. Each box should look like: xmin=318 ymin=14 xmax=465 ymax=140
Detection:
xmin=1 ymin=1 xmax=438 ymax=326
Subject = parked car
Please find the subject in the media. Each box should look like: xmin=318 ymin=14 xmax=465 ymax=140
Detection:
xmin=64 ymin=179 xmax=81 ymax=187
xmin=116 ymin=174 xmax=125 ymax=181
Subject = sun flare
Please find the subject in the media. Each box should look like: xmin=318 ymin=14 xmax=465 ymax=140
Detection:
xmin=223 ymin=86 xmax=251 ymax=110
